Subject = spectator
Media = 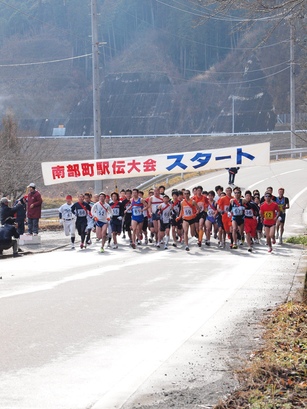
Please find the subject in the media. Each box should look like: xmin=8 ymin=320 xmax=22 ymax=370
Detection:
xmin=0 ymin=218 xmax=21 ymax=257
xmin=14 ymin=196 xmax=27 ymax=235
xmin=26 ymin=183 xmax=43 ymax=235
xmin=226 ymin=167 xmax=240 ymax=185
xmin=0 ymin=197 xmax=22 ymax=225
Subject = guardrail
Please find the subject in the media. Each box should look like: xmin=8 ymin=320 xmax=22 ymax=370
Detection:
xmin=270 ymin=147 xmax=307 ymax=160
xmin=18 ymin=130 xmax=307 ymax=139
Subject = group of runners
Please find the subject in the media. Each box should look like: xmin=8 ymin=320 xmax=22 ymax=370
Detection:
xmin=59 ymin=184 xmax=289 ymax=254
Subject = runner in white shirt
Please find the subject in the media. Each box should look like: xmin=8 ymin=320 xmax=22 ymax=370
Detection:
xmin=91 ymin=192 xmax=113 ymax=253
xmin=58 ymin=195 xmax=76 ymax=249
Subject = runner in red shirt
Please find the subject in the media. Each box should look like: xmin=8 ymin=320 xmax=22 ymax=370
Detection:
xmin=260 ymin=191 xmax=280 ymax=253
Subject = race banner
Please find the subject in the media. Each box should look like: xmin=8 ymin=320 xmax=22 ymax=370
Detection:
xmin=41 ymin=142 xmax=270 ymax=185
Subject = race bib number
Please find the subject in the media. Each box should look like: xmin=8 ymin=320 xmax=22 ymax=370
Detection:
xmin=112 ymin=207 xmax=119 ymax=216
xmin=207 ymin=208 xmax=215 ymax=217
xmin=197 ymin=202 xmax=204 ymax=212
xmin=264 ymin=210 xmax=274 ymax=220
xmin=133 ymin=207 xmax=142 ymax=216
xmin=183 ymin=207 xmax=192 ymax=217
xmin=278 ymin=204 xmax=284 ymax=212
xmin=232 ymin=207 xmax=243 ymax=216
xmin=244 ymin=209 xmax=253 ymax=217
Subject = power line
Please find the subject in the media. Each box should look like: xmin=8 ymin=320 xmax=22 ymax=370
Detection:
xmin=185 ymin=60 xmax=290 ymax=75
xmin=155 ymin=0 xmax=286 ymax=22
xmin=0 ymin=53 xmax=92 ymax=68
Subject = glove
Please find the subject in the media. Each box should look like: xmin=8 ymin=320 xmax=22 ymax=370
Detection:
xmin=227 ymin=212 xmax=232 ymax=218
xmin=118 ymin=216 xmax=122 ymax=221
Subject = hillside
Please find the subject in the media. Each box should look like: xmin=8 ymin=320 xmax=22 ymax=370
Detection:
xmin=0 ymin=1 xmax=306 ymax=136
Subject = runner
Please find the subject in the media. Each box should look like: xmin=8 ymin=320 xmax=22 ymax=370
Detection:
xmin=84 ymin=192 xmax=94 ymax=246
xmin=157 ymin=195 xmax=172 ymax=249
xmin=243 ymin=190 xmax=259 ymax=252
xmin=204 ymin=190 xmax=218 ymax=247
xmin=192 ymin=186 xmax=208 ymax=247
xmin=91 ymin=192 xmax=113 ymax=253
xmin=252 ymin=192 xmax=263 ymax=243
xmin=228 ymin=188 xmax=245 ymax=249
xmin=128 ymin=188 xmax=148 ymax=249
xmin=121 ymin=189 xmax=133 ymax=243
xmin=176 ymin=190 xmax=199 ymax=251
xmin=58 ymin=195 xmax=76 ymax=249
xmin=260 ymin=191 xmax=280 ymax=253
xmin=139 ymin=191 xmax=149 ymax=245
xmin=217 ymin=186 xmax=233 ymax=248
xmin=275 ymin=188 xmax=290 ymax=244
xmin=109 ymin=191 xmax=124 ymax=249
xmin=170 ymin=190 xmax=182 ymax=247
xmin=71 ymin=194 xmax=92 ymax=249
xmin=148 ymin=187 xmax=163 ymax=244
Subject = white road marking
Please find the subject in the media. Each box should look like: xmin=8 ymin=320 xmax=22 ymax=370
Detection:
xmin=290 ymin=186 xmax=307 ymax=207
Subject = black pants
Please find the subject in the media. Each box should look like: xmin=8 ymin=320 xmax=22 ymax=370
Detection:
xmin=0 ymin=240 xmax=18 ymax=255
xmin=228 ymin=172 xmax=236 ymax=184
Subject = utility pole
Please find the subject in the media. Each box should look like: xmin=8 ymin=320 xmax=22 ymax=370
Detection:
xmin=289 ymin=21 xmax=296 ymax=153
xmin=91 ymin=0 xmax=103 ymax=192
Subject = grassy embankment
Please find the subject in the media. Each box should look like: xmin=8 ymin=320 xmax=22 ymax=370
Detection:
xmin=214 ymin=235 xmax=307 ymax=409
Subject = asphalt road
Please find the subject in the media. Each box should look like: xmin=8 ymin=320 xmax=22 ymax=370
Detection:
xmin=0 ymin=159 xmax=306 ymax=409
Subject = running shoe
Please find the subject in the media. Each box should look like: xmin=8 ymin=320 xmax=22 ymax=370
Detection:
xmin=278 ymin=237 xmax=283 ymax=245
xmin=197 ymin=241 xmax=201 ymax=247
xmin=145 ymin=238 xmax=148 ymax=245
xmin=80 ymin=243 xmax=84 ymax=249
xmin=156 ymin=242 xmax=160 ymax=248
xmin=131 ymin=243 xmax=136 ymax=249
xmin=100 ymin=247 xmax=104 ymax=253
xmin=172 ymin=243 xmax=177 ymax=247
xmin=122 ymin=234 xmax=126 ymax=239
xmin=112 ymin=244 xmax=118 ymax=249
xmin=149 ymin=238 xmax=153 ymax=243
xmin=86 ymin=239 xmax=92 ymax=245
xmin=272 ymin=238 xmax=276 ymax=245
xmin=71 ymin=244 xmax=75 ymax=250
xmin=185 ymin=246 xmax=190 ymax=251
xmin=164 ymin=245 xmax=168 ymax=250
xmin=232 ymin=244 xmax=238 ymax=249
xmin=240 ymin=240 xmax=244 ymax=246
xmin=205 ymin=241 xmax=210 ymax=246
xmin=268 ymin=247 xmax=273 ymax=253
xmin=247 ymin=247 xmax=252 ymax=252
xmin=219 ymin=242 xmax=224 ymax=248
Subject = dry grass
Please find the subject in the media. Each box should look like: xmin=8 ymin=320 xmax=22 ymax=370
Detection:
xmin=214 ymin=301 xmax=307 ymax=409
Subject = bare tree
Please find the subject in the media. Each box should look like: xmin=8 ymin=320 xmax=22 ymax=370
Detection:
xmin=0 ymin=110 xmax=42 ymax=200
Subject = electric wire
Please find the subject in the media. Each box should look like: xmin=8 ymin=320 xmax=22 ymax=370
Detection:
xmin=155 ymin=0 xmax=287 ymax=22
xmin=0 ymin=53 xmax=92 ymax=68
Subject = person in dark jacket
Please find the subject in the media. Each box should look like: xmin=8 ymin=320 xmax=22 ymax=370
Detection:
xmin=26 ymin=183 xmax=43 ymax=235
xmin=0 ymin=218 xmax=21 ymax=257
xmin=14 ymin=196 xmax=27 ymax=235
xmin=226 ymin=167 xmax=240 ymax=185
xmin=0 ymin=197 xmax=22 ymax=225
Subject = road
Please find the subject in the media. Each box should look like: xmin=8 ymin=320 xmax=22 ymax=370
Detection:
xmin=0 ymin=159 xmax=306 ymax=409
